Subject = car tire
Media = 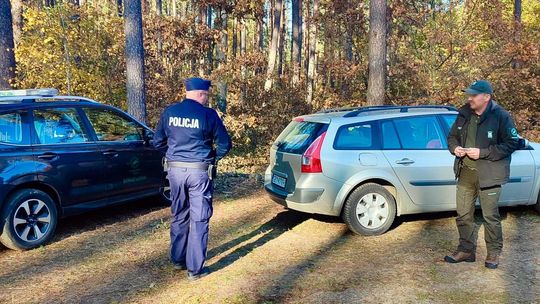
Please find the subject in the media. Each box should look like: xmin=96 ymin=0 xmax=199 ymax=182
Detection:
xmin=0 ymin=189 xmax=58 ymax=250
xmin=342 ymin=183 xmax=397 ymax=236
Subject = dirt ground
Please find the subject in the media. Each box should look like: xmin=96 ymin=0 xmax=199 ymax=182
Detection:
xmin=0 ymin=174 xmax=538 ymax=304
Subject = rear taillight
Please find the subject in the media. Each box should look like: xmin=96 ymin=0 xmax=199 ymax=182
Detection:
xmin=301 ymin=131 xmax=327 ymax=173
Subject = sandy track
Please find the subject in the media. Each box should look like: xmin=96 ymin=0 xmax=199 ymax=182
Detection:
xmin=0 ymin=176 xmax=538 ymax=304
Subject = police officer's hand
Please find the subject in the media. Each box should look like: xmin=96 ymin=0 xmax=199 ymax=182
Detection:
xmin=454 ymin=146 xmax=467 ymax=157
xmin=465 ymin=148 xmax=480 ymax=160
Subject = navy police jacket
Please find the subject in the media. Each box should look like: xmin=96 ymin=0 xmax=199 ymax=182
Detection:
xmin=153 ymin=99 xmax=232 ymax=164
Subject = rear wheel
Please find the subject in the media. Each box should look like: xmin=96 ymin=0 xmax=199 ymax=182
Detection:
xmin=0 ymin=189 xmax=58 ymax=250
xmin=342 ymin=183 xmax=396 ymax=236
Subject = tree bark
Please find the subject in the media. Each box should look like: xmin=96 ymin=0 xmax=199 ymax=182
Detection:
xmin=117 ymin=0 xmax=123 ymax=17
xmin=512 ymin=0 xmax=522 ymax=69
xmin=11 ymin=0 xmax=22 ymax=47
xmin=277 ymin=2 xmax=285 ymax=76
xmin=123 ymin=0 xmax=147 ymax=123
xmin=256 ymin=14 xmax=264 ymax=50
xmin=306 ymin=0 xmax=319 ymax=105
xmin=240 ymin=17 xmax=247 ymax=102
xmin=232 ymin=17 xmax=238 ymax=58
xmin=366 ymin=0 xmax=387 ymax=105
xmin=206 ymin=5 xmax=213 ymax=75
xmin=0 ymin=0 xmax=16 ymax=89
xmin=291 ymin=0 xmax=302 ymax=85
xmin=216 ymin=8 xmax=228 ymax=113
xmin=156 ymin=0 xmax=162 ymax=15
xmin=264 ymin=0 xmax=283 ymax=91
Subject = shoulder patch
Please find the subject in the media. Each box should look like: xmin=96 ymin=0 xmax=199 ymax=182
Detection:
xmin=509 ymin=127 xmax=519 ymax=139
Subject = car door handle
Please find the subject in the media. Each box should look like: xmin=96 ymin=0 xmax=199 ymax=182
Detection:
xmin=395 ymin=158 xmax=415 ymax=165
xmin=37 ymin=152 xmax=58 ymax=160
xmin=102 ymin=150 xmax=119 ymax=157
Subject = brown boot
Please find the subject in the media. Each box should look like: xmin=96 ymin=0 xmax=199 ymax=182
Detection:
xmin=444 ymin=251 xmax=476 ymax=263
xmin=485 ymin=254 xmax=499 ymax=269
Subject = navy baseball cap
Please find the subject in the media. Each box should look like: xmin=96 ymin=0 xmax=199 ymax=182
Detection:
xmin=462 ymin=80 xmax=493 ymax=95
xmin=184 ymin=77 xmax=212 ymax=91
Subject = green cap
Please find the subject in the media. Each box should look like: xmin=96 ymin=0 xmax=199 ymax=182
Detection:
xmin=462 ymin=80 xmax=493 ymax=95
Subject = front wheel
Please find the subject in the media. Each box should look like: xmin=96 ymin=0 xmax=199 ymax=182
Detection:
xmin=0 ymin=189 xmax=58 ymax=250
xmin=342 ymin=183 xmax=397 ymax=236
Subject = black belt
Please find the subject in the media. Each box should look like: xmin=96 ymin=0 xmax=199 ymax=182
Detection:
xmin=167 ymin=161 xmax=209 ymax=170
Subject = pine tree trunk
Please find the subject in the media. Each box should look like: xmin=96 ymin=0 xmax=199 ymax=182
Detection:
xmin=156 ymin=0 xmax=162 ymax=15
xmin=117 ymin=0 xmax=123 ymax=16
xmin=11 ymin=0 xmax=22 ymax=47
xmin=240 ymin=17 xmax=247 ymax=102
xmin=512 ymin=0 xmax=522 ymax=69
xmin=257 ymin=15 xmax=264 ymax=50
xmin=306 ymin=0 xmax=319 ymax=105
xmin=206 ymin=6 xmax=213 ymax=75
xmin=232 ymin=17 xmax=238 ymax=58
xmin=302 ymin=0 xmax=309 ymax=78
xmin=291 ymin=0 xmax=302 ymax=85
xmin=216 ymin=8 xmax=228 ymax=113
xmin=366 ymin=0 xmax=387 ymax=105
xmin=0 ymin=0 xmax=16 ymax=89
xmin=124 ymin=0 xmax=147 ymax=123
xmin=277 ymin=3 xmax=285 ymax=76
xmin=264 ymin=0 xmax=283 ymax=91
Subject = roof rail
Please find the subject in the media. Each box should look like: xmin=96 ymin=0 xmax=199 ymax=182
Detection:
xmin=316 ymin=106 xmax=366 ymax=114
xmin=343 ymin=105 xmax=457 ymax=117
xmin=0 ymin=88 xmax=58 ymax=98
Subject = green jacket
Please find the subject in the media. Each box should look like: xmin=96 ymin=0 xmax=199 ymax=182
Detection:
xmin=447 ymin=100 xmax=520 ymax=188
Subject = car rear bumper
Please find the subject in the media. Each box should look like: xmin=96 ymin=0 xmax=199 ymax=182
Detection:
xmin=264 ymin=171 xmax=342 ymax=216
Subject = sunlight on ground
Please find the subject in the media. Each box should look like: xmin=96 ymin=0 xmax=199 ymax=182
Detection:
xmin=0 ymin=190 xmax=538 ymax=304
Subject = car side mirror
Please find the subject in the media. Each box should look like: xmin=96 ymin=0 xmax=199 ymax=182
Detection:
xmin=518 ymin=138 xmax=529 ymax=150
xmin=143 ymin=129 xmax=154 ymax=145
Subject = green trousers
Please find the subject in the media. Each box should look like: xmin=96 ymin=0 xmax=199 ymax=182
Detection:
xmin=456 ymin=165 xmax=503 ymax=255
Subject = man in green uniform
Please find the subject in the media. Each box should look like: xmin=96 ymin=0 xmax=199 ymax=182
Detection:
xmin=445 ymin=80 xmax=520 ymax=269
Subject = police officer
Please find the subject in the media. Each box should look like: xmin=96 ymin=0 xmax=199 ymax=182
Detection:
xmin=445 ymin=80 xmax=520 ymax=269
xmin=153 ymin=77 xmax=232 ymax=281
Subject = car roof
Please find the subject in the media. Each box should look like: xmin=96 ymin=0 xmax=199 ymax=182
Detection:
xmin=300 ymin=105 xmax=458 ymax=124
xmin=0 ymin=95 xmax=152 ymax=129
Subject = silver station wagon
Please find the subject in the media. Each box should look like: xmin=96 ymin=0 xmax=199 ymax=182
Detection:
xmin=265 ymin=106 xmax=540 ymax=235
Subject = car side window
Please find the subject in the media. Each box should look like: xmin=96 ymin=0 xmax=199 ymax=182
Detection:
xmin=33 ymin=108 xmax=89 ymax=144
xmin=442 ymin=114 xmax=457 ymax=130
xmin=381 ymin=120 xmax=401 ymax=149
xmin=334 ymin=122 xmax=375 ymax=150
xmin=83 ymin=107 xmax=143 ymax=142
xmin=0 ymin=111 xmax=25 ymax=144
xmin=393 ymin=116 xmax=446 ymax=149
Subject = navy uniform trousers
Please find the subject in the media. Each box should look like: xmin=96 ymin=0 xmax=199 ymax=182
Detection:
xmin=168 ymin=166 xmax=213 ymax=274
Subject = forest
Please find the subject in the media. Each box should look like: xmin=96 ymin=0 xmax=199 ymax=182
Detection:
xmin=1 ymin=0 xmax=539 ymax=172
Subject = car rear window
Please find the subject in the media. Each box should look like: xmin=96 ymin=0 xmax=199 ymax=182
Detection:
xmin=275 ymin=120 xmax=328 ymax=154
xmin=0 ymin=112 xmax=24 ymax=144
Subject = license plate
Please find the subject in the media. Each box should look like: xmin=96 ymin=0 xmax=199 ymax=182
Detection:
xmin=272 ymin=175 xmax=287 ymax=188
